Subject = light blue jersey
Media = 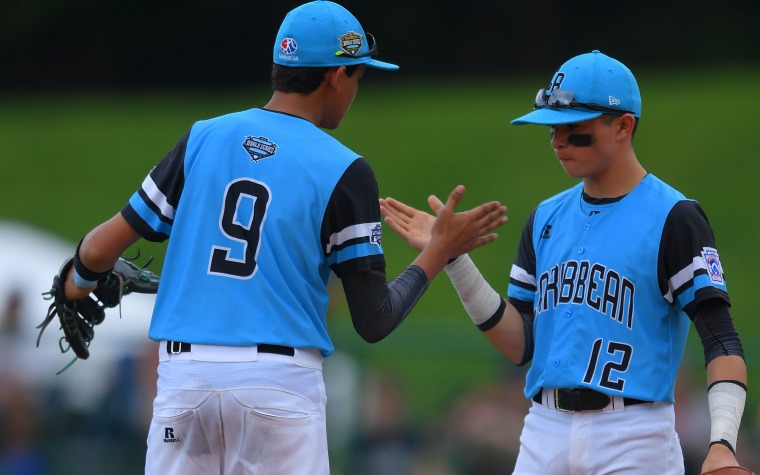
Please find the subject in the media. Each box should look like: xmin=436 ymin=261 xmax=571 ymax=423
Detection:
xmin=122 ymin=108 xmax=385 ymax=356
xmin=508 ymin=174 xmax=729 ymax=403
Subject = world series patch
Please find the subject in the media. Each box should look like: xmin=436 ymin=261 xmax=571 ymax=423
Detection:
xmin=701 ymin=247 xmax=724 ymax=285
xmin=242 ymin=136 xmax=278 ymax=163
xmin=338 ymin=31 xmax=363 ymax=56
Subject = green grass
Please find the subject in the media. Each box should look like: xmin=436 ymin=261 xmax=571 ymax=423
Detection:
xmin=2 ymin=66 xmax=758 ymax=423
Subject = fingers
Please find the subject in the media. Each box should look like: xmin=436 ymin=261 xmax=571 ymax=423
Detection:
xmin=427 ymin=194 xmax=445 ymax=215
xmin=380 ymin=198 xmax=414 ymax=231
xmin=442 ymin=185 xmax=465 ymax=212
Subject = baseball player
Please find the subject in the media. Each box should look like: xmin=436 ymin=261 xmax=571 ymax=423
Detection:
xmin=60 ymin=1 xmax=507 ymax=474
xmin=380 ymin=51 xmax=749 ymax=474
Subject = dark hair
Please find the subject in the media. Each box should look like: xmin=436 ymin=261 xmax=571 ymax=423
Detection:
xmin=271 ymin=64 xmax=360 ymax=94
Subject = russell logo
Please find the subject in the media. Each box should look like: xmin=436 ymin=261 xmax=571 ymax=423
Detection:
xmin=164 ymin=427 xmax=181 ymax=444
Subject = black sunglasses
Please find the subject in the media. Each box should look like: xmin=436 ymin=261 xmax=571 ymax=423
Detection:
xmin=335 ymin=32 xmax=378 ymax=59
xmin=534 ymin=88 xmax=634 ymax=116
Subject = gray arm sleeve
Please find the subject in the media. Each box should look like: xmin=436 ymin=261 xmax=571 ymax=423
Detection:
xmin=691 ymin=298 xmax=745 ymax=365
xmin=341 ymin=265 xmax=428 ymax=343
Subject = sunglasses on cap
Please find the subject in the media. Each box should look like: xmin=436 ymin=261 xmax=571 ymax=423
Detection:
xmin=335 ymin=32 xmax=378 ymax=59
xmin=534 ymin=89 xmax=634 ymax=116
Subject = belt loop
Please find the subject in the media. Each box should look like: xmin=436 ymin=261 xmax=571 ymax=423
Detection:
xmin=168 ymin=341 xmax=182 ymax=355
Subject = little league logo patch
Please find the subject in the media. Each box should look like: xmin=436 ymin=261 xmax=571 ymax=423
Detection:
xmin=701 ymin=247 xmax=725 ymax=285
xmin=242 ymin=136 xmax=278 ymax=163
xmin=338 ymin=31 xmax=363 ymax=56
xmin=370 ymin=223 xmax=382 ymax=247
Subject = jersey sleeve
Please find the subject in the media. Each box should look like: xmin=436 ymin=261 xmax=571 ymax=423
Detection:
xmin=120 ymin=129 xmax=190 ymax=242
xmin=658 ymin=200 xmax=730 ymax=317
xmin=322 ymin=158 xmax=386 ymax=277
xmin=507 ymin=207 xmax=538 ymax=306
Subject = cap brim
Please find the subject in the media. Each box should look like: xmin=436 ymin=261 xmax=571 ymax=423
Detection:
xmin=364 ymin=58 xmax=399 ymax=71
xmin=511 ymin=108 xmax=603 ymax=125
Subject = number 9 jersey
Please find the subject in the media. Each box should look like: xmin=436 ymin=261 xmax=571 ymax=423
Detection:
xmin=121 ymin=108 xmax=385 ymax=357
xmin=507 ymin=174 xmax=730 ymax=403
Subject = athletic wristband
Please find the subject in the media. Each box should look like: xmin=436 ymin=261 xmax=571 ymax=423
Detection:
xmin=72 ymin=268 xmax=98 ymax=288
xmin=708 ymin=380 xmax=747 ymax=454
xmin=73 ymin=238 xmax=112 ymax=287
xmin=444 ymin=254 xmax=502 ymax=326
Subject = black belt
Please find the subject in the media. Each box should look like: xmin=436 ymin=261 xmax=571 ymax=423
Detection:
xmin=532 ymin=388 xmax=651 ymax=412
xmin=166 ymin=341 xmax=295 ymax=357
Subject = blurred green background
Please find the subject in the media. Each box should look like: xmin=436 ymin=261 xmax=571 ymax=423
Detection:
xmin=2 ymin=66 xmax=758 ymax=416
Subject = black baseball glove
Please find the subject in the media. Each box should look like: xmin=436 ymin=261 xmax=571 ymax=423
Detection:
xmin=37 ymin=255 xmax=160 ymax=367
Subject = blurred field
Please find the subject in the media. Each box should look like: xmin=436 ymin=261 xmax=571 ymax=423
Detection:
xmin=1 ymin=66 xmax=758 ymax=427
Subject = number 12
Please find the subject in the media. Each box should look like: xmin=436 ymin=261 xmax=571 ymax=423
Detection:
xmin=582 ymin=338 xmax=632 ymax=391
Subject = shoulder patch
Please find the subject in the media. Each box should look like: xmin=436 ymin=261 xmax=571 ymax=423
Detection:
xmin=701 ymin=247 xmax=724 ymax=285
xmin=370 ymin=223 xmax=382 ymax=247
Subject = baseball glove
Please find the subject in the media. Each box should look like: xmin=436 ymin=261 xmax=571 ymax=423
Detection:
xmin=37 ymin=255 xmax=160 ymax=368
xmin=701 ymin=466 xmax=755 ymax=475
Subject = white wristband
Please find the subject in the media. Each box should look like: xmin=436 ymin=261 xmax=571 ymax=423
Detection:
xmin=444 ymin=254 xmax=502 ymax=325
xmin=708 ymin=380 xmax=746 ymax=453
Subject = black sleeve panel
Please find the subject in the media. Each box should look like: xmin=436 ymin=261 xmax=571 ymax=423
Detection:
xmin=658 ymin=200 xmax=730 ymax=316
xmin=322 ymin=158 xmax=386 ymax=277
xmin=120 ymin=129 xmax=190 ymax=242
xmin=510 ymin=208 xmax=538 ymax=292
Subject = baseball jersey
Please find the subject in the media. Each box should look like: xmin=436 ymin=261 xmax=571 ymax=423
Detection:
xmin=508 ymin=174 xmax=729 ymax=403
xmin=121 ymin=108 xmax=385 ymax=356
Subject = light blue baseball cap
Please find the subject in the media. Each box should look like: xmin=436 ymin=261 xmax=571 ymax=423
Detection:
xmin=274 ymin=0 xmax=399 ymax=71
xmin=512 ymin=50 xmax=641 ymax=125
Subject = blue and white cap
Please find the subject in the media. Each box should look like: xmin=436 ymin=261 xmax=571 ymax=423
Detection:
xmin=274 ymin=0 xmax=399 ymax=71
xmin=512 ymin=50 xmax=641 ymax=125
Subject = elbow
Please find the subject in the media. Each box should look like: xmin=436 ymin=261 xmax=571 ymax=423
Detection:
xmin=354 ymin=323 xmax=386 ymax=344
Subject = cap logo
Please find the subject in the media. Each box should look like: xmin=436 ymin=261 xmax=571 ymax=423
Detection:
xmin=609 ymin=96 xmax=621 ymax=106
xmin=279 ymin=38 xmax=299 ymax=62
xmin=338 ymin=31 xmax=363 ymax=56
xmin=549 ymin=72 xmax=566 ymax=93
xmin=242 ymin=136 xmax=278 ymax=163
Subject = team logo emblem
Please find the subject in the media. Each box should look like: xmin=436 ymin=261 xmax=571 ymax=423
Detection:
xmin=370 ymin=223 xmax=382 ymax=247
xmin=242 ymin=136 xmax=278 ymax=163
xmin=338 ymin=31 xmax=363 ymax=56
xmin=280 ymin=37 xmax=298 ymax=55
xmin=701 ymin=247 xmax=724 ymax=285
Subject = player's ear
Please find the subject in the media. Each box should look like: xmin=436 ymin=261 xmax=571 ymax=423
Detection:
xmin=324 ymin=67 xmax=345 ymax=91
xmin=617 ymin=114 xmax=636 ymax=137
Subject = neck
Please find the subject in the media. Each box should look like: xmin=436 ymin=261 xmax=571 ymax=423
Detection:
xmin=583 ymin=153 xmax=647 ymax=198
xmin=264 ymin=91 xmax=322 ymax=126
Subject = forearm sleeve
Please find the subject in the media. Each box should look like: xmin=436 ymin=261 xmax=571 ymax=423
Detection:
xmin=342 ymin=266 xmax=428 ymax=343
xmin=691 ymin=299 xmax=744 ymax=365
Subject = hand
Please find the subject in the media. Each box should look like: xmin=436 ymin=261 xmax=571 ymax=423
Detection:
xmin=426 ymin=185 xmax=507 ymax=260
xmin=379 ymin=197 xmax=435 ymax=252
xmin=701 ymin=443 xmax=743 ymax=474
